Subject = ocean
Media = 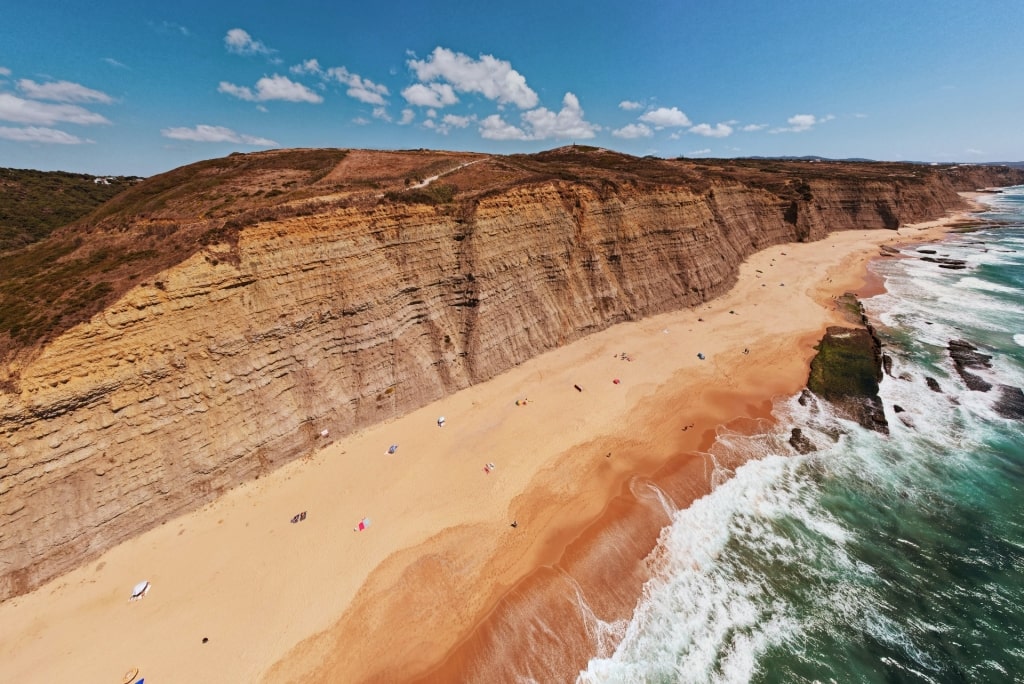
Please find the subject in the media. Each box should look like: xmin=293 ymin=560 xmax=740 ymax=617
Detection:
xmin=578 ymin=187 xmax=1024 ymax=683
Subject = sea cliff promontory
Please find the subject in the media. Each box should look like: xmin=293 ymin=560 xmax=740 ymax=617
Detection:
xmin=2 ymin=147 xmax=1021 ymax=599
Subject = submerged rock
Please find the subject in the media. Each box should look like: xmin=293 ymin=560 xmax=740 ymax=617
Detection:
xmin=994 ymin=385 xmax=1024 ymax=420
xmin=789 ymin=427 xmax=818 ymax=454
xmin=948 ymin=339 xmax=993 ymax=392
xmin=925 ymin=376 xmax=943 ymax=393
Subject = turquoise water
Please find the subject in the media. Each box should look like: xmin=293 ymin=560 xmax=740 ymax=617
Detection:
xmin=579 ymin=187 xmax=1024 ymax=683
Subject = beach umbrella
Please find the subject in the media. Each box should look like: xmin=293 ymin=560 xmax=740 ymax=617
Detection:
xmin=129 ymin=580 xmax=150 ymax=601
xmin=354 ymin=517 xmax=372 ymax=532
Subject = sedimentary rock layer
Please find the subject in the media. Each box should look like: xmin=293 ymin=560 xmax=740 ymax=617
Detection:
xmin=1 ymin=150 xmax=1019 ymax=599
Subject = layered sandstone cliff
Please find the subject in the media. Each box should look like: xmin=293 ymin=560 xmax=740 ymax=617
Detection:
xmin=1 ymin=148 xmax=1021 ymax=599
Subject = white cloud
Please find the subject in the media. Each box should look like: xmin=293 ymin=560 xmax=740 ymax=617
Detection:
xmin=352 ymin=117 xmax=370 ymax=126
xmin=424 ymin=113 xmax=477 ymax=136
xmin=218 ymin=75 xmax=323 ymax=103
xmin=408 ymin=47 xmax=537 ymax=109
xmin=103 ymin=57 xmax=128 ymax=69
xmin=442 ymin=114 xmax=473 ymax=128
xmin=688 ymin=148 xmax=711 ymax=156
xmin=619 ymin=100 xmax=643 ymax=111
xmin=480 ymin=92 xmax=599 ymax=141
xmin=639 ymin=106 xmax=691 ymax=128
xmin=160 ymin=124 xmax=276 ymax=145
xmin=225 ymin=28 xmax=274 ymax=56
xmin=479 ymin=114 xmax=528 ymax=141
xmin=612 ymin=123 xmax=653 ymax=139
xmin=771 ymin=113 xmax=834 ymax=133
xmin=0 ymin=67 xmax=11 ymax=77
xmin=372 ymin=107 xmax=391 ymax=122
xmin=18 ymin=79 xmax=113 ymax=104
xmin=966 ymin=148 xmax=983 ymax=156
xmin=401 ymin=82 xmax=458 ymax=108
xmin=325 ymin=66 xmax=389 ymax=105
xmin=689 ymin=122 xmax=733 ymax=138
xmin=741 ymin=123 xmax=767 ymax=132
xmin=522 ymin=92 xmax=599 ymax=140
xmin=290 ymin=59 xmax=322 ymax=75
xmin=398 ymin=109 xmax=415 ymax=125
xmin=0 ymin=93 xmax=110 ymax=125
xmin=0 ymin=125 xmax=89 ymax=144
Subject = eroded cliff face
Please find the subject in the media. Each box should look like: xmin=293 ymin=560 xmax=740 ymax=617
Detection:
xmin=0 ymin=154 xmax=1018 ymax=599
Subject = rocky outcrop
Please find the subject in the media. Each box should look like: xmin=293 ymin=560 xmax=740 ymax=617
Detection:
xmin=1 ymin=150 xmax=1020 ymax=599
xmin=948 ymin=339 xmax=994 ymax=391
xmin=806 ymin=326 xmax=888 ymax=433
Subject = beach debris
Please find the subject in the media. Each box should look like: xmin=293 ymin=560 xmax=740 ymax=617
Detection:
xmin=574 ymin=384 xmax=583 ymax=392
xmin=129 ymin=580 xmax=150 ymax=602
xmin=697 ymin=352 xmax=705 ymax=360
xmin=613 ymin=378 xmax=620 ymax=384
xmin=354 ymin=516 xmax=372 ymax=532
xmin=387 ymin=444 xmax=399 ymax=454
xmin=320 ymin=429 xmax=329 ymax=438
xmin=437 ymin=416 xmax=446 ymax=427
xmin=290 ymin=511 xmax=307 ymax=524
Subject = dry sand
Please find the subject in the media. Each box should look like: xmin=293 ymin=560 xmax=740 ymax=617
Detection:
xmin=0 ymin=210 xmax=970 ymax=683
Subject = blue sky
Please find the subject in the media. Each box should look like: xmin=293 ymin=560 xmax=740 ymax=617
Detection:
xmin=2 ymin=0 xmax=1022 ymax=176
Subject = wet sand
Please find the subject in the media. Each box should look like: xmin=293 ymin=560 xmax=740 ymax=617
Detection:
xmin=0 ymin=210 xmax=970 ymax=684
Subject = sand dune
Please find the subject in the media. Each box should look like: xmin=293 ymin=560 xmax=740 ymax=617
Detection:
xmin=0 ymin=213 xmax=964 ymax=683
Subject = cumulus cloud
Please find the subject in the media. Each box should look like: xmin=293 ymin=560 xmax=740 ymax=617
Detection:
xmin=424 ymin=113 xmax=477 ymax=135
xmin=688 ymin=148 xmax=711 ymax=156
xmin=0 ymin=125 xmax=89 ymax=144
xmin=618 ymin=100 xmax=643 ymax=111
xmin=741 ymin=123 xmax=767 ymax=132
xmin=408 ymin=47 xmax=537 ymax=109
xmin=372 ymin=107 xmax=390 ymax=121
xmin=225 ymin=28 xmax=274 ymax=56
xmin=17 ymin=79 xmax=113 ymax=104
xmin=480 ymin=92 xmax=598 ymax=141
xmin=398 ymin=108 xmax=415 ymax=125
xmin=772 ymin=113 xmax=834 ymax=133
xmin=0 ymin=93 xmax=110 ymax=125
xmin=689 ymin=122 xmax=733 ymax=138
xmin=612 ymin=123 xmax=653 ymax=139
xmin=639 ymin=106 xmax=691 ymax=128
xmin=0 ymin=67 xmax=11 ymax=77
xmin=160 ymin=124 xmax=277 ymax=145
xmin=325 ymin=66 xmax=389 ymax=105
xmin=218 ymin=75 xmax=323 ymax=103
xmin=401 ymin=82 xmax=458 ymax=108
xmin=290 ymin=59 xmax=322 ymax=75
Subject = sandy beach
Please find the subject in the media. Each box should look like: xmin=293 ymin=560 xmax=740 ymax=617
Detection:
xmin=0 ymin=209 xmax=972 ymax=683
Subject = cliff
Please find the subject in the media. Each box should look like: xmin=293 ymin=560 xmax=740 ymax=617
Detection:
xmin=1 ymin=147 xmax=1021 ymax=599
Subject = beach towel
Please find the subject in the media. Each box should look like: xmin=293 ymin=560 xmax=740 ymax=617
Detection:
xmin=354 ymin=517 xmax=371 ymax=531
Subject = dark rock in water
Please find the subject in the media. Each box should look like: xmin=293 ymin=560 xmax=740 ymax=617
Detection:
xmin=917 ymin=248 xmax=937 ymax=254
xmin=939 ymin=263 xmax=967 ymax=270
xmin=925 ymin=376 xmax=943 ymax=393
xmin=797 ymin=388 xmax=814 ymax=407
xmin=789 ymin=427 xmax=817 ymax=454
xmin=948 ymin=339 xmax=993 ymax=392
xmin=898 ymin=372 xmax=912 ymax=381
xmin=893 ymin=405 xmax=905 ymax=413
xmin=882 ymin=353 xmax=893 ymax=377
xmin=994 ymin=385 xmax=1024 ymax=420
xmin=807 ymin=325 xmax=888 ymax=434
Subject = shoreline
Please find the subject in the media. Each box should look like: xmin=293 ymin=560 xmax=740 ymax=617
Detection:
xmin=0 ymin=207 xmax=972 ymax=684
